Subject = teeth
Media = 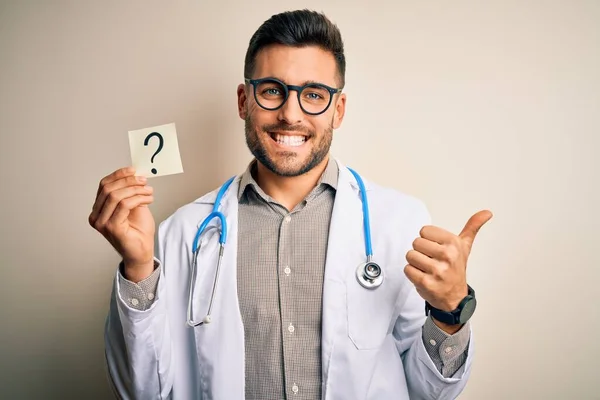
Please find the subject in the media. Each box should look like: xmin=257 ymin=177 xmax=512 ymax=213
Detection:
xmin=274 ymin=134 xmax=306 ymax=147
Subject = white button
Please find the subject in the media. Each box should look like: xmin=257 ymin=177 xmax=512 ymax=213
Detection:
xmin=130 ymin=298 xmax=139 ymax=306
xmin=284 ymin=267 xmax=291 ymax=275
xmin=429 ymin=339 xmax=436 ymax=346
xmin=284 ymin=215 xmax=291 ymax=223
xmin=444 ymin=346 xmax=453 ymax=354
xmin=292 ymin=384 xmax=299 ymax=394
xmin=147 ymin=293 xmax=155 ymax=301
xmin=288 ymin=323 xmax=295 ymax=333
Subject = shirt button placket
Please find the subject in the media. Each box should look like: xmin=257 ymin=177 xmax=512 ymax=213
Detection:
xmin=280 ymin=212 xmax=296 ymax=396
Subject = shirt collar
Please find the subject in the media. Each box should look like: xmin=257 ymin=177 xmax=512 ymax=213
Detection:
xmin=237 ymin=157 xmax=339 ymax=201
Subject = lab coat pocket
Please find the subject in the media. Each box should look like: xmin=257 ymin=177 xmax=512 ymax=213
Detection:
xmin=346 ymin=264 xmax=399 ymax=350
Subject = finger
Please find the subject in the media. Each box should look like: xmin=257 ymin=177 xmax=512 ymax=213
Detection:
xmin=96 ymin=167 xmax=136 ymax=197
xmin=92 ymin=171 xmax=141 ymax=222
xmin=412 ymin=237 xmax=444 ymax=259
xmin=90 ymin=175 xmax=148 ymax=224
xmin=458 ymin=209 xmax=493 ymax=247
xmin=405 ymin=249 xmax=436 ymax=273
xmin=419 ymin=225 xmax=455 ymax=245
xmin=404 ymin=264 xmax=427 ymax=287
xmin=94 ymin=185 xmax=153 ymax=229
xmin=111 ymin=194 xmax=154 ymax=226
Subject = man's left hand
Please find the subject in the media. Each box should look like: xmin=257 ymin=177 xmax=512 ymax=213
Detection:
xmin=404 ymin=210 xmax=493 ymax=329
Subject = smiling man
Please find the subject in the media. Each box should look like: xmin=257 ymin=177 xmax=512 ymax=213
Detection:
xmin=239 ymin=42 xmax=344 ymax=211
xmin=93 ymin=9 xmax=491 ymax=400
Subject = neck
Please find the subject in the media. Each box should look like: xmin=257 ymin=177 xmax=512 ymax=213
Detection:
xmin=255 ymin=156 xmax=330 ymax=211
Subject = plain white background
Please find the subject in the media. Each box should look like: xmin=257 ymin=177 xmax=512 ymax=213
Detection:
xmin=0 ymin=1 xmax=598 ymax=398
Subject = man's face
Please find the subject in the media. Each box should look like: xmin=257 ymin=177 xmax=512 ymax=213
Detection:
xmin=237 ymin=45 xmax=346 ymax=177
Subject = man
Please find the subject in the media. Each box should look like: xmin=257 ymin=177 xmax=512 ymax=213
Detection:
xmin=90 ymin=9 xmax=491 ymax=400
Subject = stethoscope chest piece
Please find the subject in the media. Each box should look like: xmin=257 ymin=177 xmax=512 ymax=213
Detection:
xmin=356 ymin=261 xmax=383 ymax=289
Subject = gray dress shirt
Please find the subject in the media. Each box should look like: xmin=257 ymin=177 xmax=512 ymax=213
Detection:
xmin=118 ymin=159 xmax=470 ymax=399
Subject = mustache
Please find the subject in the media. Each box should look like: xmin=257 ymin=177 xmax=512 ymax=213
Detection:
xmin=261 ymin=122 xmax=313 ymax=137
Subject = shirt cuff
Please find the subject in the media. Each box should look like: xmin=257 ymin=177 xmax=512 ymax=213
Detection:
xmin=422 ymin=315 xmax=471 ymax=378
xmin=117 ymin=260 xmax=161 ymax=311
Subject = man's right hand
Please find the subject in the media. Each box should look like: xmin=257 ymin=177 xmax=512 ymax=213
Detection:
xmin=89 ymin=167 xmax=156 ymax=283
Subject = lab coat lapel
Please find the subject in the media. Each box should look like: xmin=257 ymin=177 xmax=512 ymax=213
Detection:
xmin=321 ymin=160 xmax=369 ymax=395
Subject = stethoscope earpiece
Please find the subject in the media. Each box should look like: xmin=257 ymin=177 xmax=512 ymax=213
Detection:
xmin=356 ymin=261 xmax=383 ymax=289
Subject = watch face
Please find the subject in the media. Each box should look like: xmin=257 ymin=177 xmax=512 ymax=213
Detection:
xmin=459 ymin=297 xmax=477 ymax=324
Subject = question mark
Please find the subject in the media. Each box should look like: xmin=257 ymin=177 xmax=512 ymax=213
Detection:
xmin=143 ymin=132 xmax=164 ymax=175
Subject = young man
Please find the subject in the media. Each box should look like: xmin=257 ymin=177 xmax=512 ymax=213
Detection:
xmin=90 ymin=9 xmax=491 ymax=400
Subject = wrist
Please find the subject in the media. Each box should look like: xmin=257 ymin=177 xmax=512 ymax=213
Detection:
xmin=431 ymin=316 xmax=464 ymax=334
xmin=425 ymin=285 xmax=476 ymax=327
xmin=123 ymin=259 xmax=155 ymax=283
xmin=435 ymin=285 xmax=469 ymax=311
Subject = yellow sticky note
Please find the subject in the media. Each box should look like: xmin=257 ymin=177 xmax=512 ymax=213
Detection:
xmin=128 ymin=122 xmax=184 ymax=178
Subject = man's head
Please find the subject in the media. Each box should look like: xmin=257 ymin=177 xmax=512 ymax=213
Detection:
xmin=237 ymin=9 xmax=347 ymax=177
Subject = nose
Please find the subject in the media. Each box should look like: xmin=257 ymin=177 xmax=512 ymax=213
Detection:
xmin=277 ymin=89 xmax=304 ymax=124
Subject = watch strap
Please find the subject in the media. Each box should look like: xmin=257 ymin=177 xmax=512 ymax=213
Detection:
xmin=425 ymin=285 xmax=476 ymax=325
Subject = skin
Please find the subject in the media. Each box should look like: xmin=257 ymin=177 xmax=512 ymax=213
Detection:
xmin=89 ymin=43 xmax=493 ymax=334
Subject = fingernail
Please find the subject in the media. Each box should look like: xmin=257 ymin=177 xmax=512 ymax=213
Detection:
xmin=137 ymin=176 xmax=147 ymax=183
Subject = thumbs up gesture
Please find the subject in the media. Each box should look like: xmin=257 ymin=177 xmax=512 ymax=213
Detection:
xmin=404 ymin=210 xmax=493 ymax=321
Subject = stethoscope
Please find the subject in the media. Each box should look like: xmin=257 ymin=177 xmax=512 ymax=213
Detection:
xmin=187 ymin=167 xmax=383 ymax=327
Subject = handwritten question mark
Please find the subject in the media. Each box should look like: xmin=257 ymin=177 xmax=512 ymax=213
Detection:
xmin=143 ymin=132 xmax=164 ymax=175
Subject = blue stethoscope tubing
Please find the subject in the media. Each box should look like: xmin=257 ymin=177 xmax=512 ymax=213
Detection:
xmin=187 ymin=176 xmax=235 ymax=327
xmin=187 ymin=167 xmax=381 ymax=328
xmin=346 ymin=167 xmax=373 ymax=260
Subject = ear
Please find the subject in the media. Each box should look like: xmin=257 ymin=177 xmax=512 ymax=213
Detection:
xmin=237 ymin=83 xmax=248 ymax=120
xmin=332 ymin=92 xmax=346 ymax=129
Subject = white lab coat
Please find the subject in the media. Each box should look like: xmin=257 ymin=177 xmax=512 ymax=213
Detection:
xmin=105 ymin=159 xmax=474 ymax=400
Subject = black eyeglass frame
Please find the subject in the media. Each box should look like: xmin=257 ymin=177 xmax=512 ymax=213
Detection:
xmin=244 ymin=77 xmax=343 ymax=116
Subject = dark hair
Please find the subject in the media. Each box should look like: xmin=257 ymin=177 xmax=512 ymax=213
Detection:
xmin=244 ymin=9 xmax=346 ymax=87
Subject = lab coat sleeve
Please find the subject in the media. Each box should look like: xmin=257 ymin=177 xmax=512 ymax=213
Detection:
xmin=393 ymin=280 xmax=474 ymax=400
xmin=105 ymin=231 xmax=174 ymax=399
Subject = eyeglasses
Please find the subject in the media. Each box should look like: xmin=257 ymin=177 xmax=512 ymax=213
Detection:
xmin=244 ymin=77 xmax=343 ymax=116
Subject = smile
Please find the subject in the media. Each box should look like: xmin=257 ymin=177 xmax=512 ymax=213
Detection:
xmin=269 ymin=133 xmax=307 ymax=147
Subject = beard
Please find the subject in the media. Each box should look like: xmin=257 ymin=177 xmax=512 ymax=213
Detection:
xmin=244 ymin=115 xmax=333 ymax=177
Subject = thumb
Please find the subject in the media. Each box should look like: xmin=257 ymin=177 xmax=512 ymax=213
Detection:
xmin=459 ymin=210 xmax=493 ymax=247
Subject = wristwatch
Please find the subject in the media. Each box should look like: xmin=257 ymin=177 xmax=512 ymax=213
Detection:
xmin=425 ymin=285 xmax=477 ymax=325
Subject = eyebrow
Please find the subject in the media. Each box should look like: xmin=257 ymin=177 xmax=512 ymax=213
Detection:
xmin=269 ymin=77 xmax=330 ymax=87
